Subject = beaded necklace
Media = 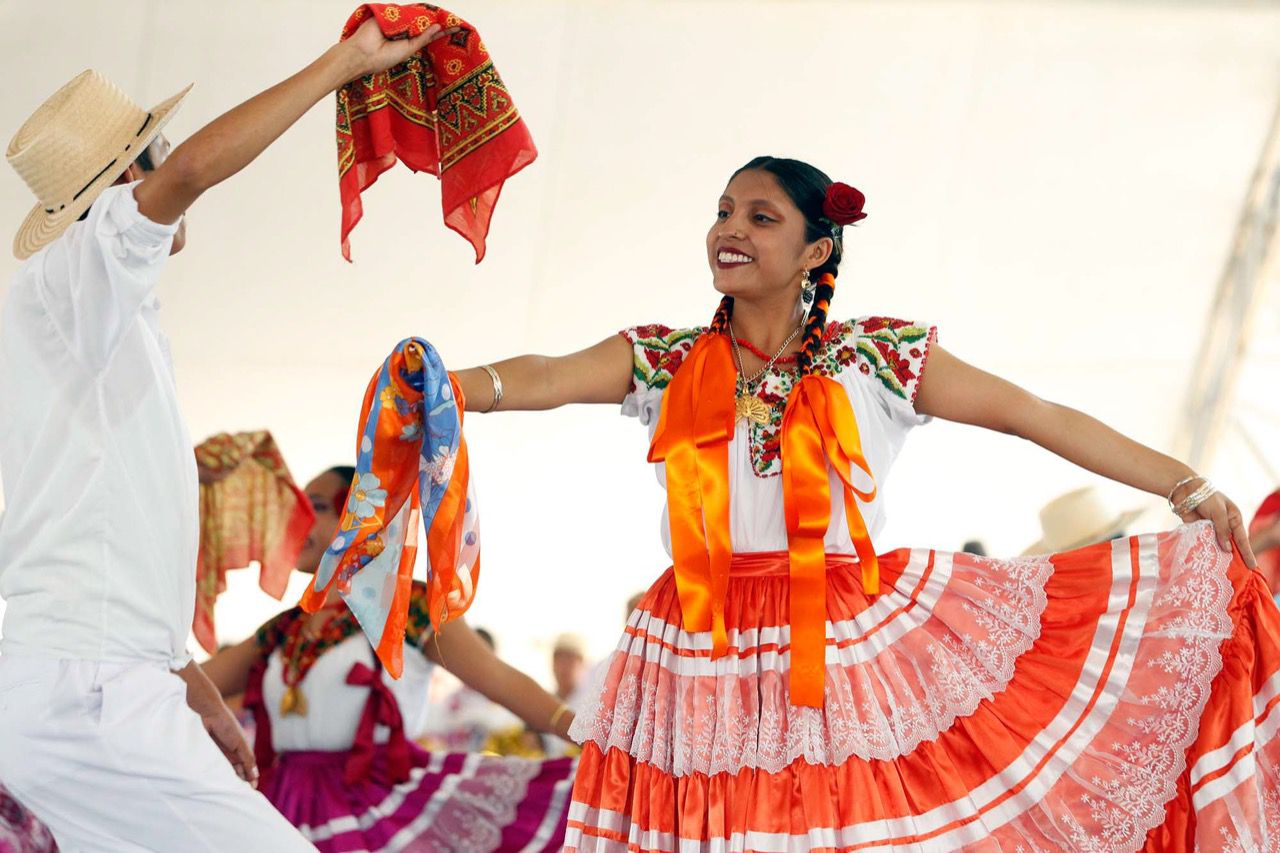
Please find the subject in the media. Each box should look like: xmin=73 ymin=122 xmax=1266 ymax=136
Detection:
xmin=278 ymin=606 xmax=357 ymax=716
xmin=728 ymin=321 xmax=803 ymax=425
xmin=734 ymin=336 xmax=798 ymax=364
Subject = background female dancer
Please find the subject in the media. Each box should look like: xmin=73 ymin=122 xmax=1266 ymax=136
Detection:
xmin=204 ymin=465 xmax=577 ymax=853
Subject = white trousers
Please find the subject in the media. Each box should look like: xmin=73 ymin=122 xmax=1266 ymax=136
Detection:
xmin=0 ymin=655 xmax=316 ymax=852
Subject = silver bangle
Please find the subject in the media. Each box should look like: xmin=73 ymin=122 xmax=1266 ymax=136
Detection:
xmin=480 ymin=364 xmax=503 ymax=413
xmin=1166 ymin=475 xmax=1203 ymax=513
xmin=1174 ymin=481 xmax=1217 ymax=516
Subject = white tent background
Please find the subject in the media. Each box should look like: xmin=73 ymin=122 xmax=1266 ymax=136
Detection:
xmin=1 ymin=1 xmax=1278 ymax=685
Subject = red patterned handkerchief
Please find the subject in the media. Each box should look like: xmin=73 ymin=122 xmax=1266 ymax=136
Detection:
xmin=337 ymin=4 xmax=537 ymax=262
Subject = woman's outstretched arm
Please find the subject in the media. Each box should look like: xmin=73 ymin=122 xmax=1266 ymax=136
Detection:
xmin=425 ymin=619 xmax=575 ymax=741
xmin=202 ymin=634 xmax=260 ymax=697
xmin=453 ymin=334 xmax=634 ymax=412
xmin=915 ymin=344 xmax=1256 ymax=566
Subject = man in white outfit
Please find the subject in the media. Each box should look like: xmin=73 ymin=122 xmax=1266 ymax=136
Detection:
xmin=0 ymin=18 xmax=447 ymax=852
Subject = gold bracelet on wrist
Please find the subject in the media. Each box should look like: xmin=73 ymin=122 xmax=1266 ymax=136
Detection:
xmin=549 ymin=703 xmax=571 ymax=733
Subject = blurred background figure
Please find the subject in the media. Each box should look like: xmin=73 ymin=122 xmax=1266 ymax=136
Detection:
xmin=1251 ymin=488 xmax=1280 ymax=598
xmin=553 ymin=633 xmax=588 ymax=707
xmin=961 ymin=539 xmax=987 ymax=556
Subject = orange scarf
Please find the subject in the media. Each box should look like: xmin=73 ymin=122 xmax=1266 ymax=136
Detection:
xmin=649 ymin=332 xmax=880 ymax=707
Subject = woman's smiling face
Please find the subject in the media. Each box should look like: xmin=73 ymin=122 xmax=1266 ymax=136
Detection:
xmin=706 ymin=168 xmax=824 ymax=303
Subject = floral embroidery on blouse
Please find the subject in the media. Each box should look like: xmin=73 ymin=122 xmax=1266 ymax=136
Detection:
xmin=622 ymin=317 xmax=935 ymax=478
xmin=854 ymin=316 xmax=934 ymax=403
xmin=620 ymin=324 xmax=705 ymax=391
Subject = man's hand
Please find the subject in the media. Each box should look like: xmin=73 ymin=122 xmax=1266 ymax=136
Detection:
xmin=173 ymin=661 xmax=259 ymax=785
xmin=203 ymin=706 xmax=259 ymax=786
xmin=341 ymin=18 xmax=454 ymax=80
xmin=134 ymin=16 xmax=456 ymax=226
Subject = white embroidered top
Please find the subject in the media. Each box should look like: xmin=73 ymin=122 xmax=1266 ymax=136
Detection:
xmin=620 ymin=317 xmax=936 ymax=555
xmin=263 ymin=635 xmax=435 ymax=753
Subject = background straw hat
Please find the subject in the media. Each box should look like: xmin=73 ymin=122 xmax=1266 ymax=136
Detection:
xmin=1022 ymin=486 xmax=1145 ymax=555
xmin=552 ymin=632 xmax=587 ymax=658
xmin=6 ymin=69 xmax=192 ymax=260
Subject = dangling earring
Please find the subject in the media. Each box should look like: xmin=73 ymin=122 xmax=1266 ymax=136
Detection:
xmin=800 ymin=269 xmax=816 ymax=304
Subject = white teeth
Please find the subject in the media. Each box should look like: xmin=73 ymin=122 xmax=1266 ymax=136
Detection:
xmin=718 ymin=251 xmax=753 ymax=264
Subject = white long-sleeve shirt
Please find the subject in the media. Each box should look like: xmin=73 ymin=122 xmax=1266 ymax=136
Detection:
xmin=0 ymin=182 xmax=197 ymax=669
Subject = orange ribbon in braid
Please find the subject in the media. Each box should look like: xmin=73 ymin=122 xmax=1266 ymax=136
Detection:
xmin=651 ymin=272 xmax=879 ymax=708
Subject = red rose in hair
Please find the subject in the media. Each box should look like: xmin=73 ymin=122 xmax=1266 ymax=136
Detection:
xmin=823 ymin=182 xmax=867 ymax=225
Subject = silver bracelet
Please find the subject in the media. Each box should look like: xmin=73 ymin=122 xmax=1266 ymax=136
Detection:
xmin=1174 ymin=481 xmax=1217 ymax=516
xmin=480 ymin=364 xmax=504 ymax=413
xmin=1166 ymin=475 xmax=1203 ymax=513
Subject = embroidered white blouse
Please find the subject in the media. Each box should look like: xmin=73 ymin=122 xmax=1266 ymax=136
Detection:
xmin=620 ymin=318 xmax=936 ymax=556
xmin=263 ymin=635 xmax=435 ymax=752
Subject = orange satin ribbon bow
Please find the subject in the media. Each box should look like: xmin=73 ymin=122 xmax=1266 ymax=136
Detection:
xmin=649 ymin=333 xmax=880 ymax=708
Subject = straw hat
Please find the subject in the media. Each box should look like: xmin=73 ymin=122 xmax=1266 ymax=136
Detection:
xmin=7 ymin=70 xmax=192 ymax=260
xmin=1022 ymin=486 xmax=1144 ymax=555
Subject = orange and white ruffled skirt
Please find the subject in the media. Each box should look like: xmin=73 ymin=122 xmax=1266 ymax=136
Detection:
xmin=565 ymin=521 xmax=1280 ymax=851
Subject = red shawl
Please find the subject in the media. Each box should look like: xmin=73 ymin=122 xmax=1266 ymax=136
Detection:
xmin=194 ymin=431 xmax=315 ymax=654
xmin=337 ymin=3 xmax=537 ymax=262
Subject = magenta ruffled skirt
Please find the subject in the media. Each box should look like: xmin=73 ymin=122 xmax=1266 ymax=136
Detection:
xmin=264 ymin=744 xmax=575 ymax=852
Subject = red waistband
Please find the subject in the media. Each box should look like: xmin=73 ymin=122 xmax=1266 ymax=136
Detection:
xmin=727 ymin=551 xmax=859 ymax=578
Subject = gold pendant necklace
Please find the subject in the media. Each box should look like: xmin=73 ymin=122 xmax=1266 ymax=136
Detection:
xmin=735 ymin=394 xmax=772 ymax=425
xmin=280 ymin=685 xmax=308 ymax=717
xmin=728 ymin=320 xmax=803 ymax=425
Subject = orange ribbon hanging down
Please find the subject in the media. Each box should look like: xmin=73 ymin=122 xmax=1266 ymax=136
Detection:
xmin=648 ymin=334 xmax=737 ymax=653
xmin=780 ymin=374 xmax=880 ymax=707
xmin=649 ymin=332 xmax=881 ymax=708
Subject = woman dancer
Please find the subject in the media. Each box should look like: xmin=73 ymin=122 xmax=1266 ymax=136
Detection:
xmin=205 ymin=466 xmax=577 ymax=853
xmin=447 ymin=157 xmax=1277 ymax=850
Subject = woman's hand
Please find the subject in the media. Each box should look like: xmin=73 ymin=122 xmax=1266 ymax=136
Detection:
xmin=1175 ymin=489 xmax=1257 ymax=569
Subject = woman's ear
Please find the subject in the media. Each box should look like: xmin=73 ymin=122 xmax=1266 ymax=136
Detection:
xmin=807 ymin=236 xmax=834 ymax=269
